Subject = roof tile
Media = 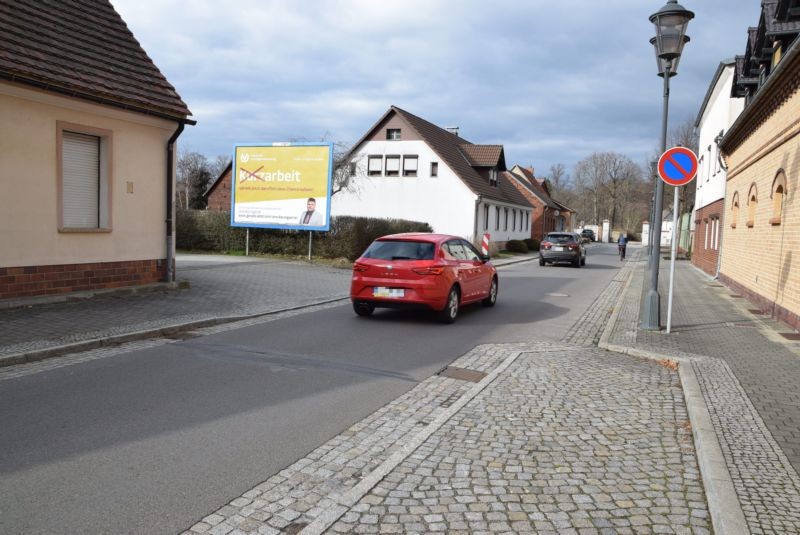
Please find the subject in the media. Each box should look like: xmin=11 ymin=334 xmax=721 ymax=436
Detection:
xmin=0 ymin=0 xmax=191 ymax=120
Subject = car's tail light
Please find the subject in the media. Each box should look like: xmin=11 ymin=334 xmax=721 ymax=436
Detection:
xmin=353 ymin=262 xmax=369 ymax=273
xmin=541 ymin=241 xmax=551 ymax=250
xmin=412 ymin=266 xmax=444 ymax=275
xmin=568 ymin=243 xmax=579 ymax=250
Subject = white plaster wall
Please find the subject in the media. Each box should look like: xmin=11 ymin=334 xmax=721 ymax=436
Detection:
xmin=331 ymin=140 xmax=479 ymax=240
xmin=694 ymin=66 xmax=745 ymax=213
xmin=0 ymin=82 xmax=176 ymax=267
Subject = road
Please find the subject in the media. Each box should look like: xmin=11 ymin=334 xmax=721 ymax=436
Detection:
xmin=0 ymin=243 xmax=624 ymax=534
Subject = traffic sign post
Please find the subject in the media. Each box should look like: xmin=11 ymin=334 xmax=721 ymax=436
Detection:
xmin=657 ymin=147 xmax=698 ymax=333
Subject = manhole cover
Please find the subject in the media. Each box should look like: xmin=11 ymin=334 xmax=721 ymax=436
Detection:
xmin=780 ymin=333 xmax=800 ymax=341
xmin=437 ymin=366 xmax=487 ymax=383
xmin=283 ymin=522 xmax=309 ymax=534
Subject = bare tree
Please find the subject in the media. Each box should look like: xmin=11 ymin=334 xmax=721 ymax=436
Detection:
xmin=177 ymin=150 xmax=214 ymax=209
xmin=573 ymin=152 xmax=646 ymax=232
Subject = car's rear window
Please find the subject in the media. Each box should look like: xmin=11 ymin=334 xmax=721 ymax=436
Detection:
xmin=362 ymin=240 xmax=435 ymax=260
xmin=546 ymin=233 xmax=575 ymax=243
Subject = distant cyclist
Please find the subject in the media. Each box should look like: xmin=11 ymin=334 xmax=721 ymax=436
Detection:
xmin=617 ymin=233 xmax=628 ymax=260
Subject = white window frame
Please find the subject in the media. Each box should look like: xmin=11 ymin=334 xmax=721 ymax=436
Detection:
xmin=57 ymin=122 xmax=112 ymax=232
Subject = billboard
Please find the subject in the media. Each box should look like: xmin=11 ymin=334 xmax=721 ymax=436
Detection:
xmin=231 ymin=142 xmax=333 ymax=231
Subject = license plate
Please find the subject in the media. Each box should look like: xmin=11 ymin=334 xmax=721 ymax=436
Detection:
xmin=373 ymin=287 xmax=404 ymax=298
xmin=553 ymin=246 xmax=564 ymax=251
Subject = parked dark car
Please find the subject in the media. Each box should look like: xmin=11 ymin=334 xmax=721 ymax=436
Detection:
xmin=350 ymin=233 xmax=498 ymax=323
xmin=539 ymin=232 xmax=587 ymax=267
xmin=580 ymin=228 xmax=596 ymax=242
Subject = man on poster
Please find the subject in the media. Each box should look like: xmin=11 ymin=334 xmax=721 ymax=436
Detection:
xmin=298 ymin=197 xmax=324 ymax=226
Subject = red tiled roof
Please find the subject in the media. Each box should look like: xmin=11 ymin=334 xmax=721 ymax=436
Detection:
xmin=0 ymin=0 xmax=192 ymax=120
xmin=509 ymin=166 xmax=560 ymax=210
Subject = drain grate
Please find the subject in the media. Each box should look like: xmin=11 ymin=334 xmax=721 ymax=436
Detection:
xmin=780 ymin=333 xmax=800 ymax=341
xmin=437 ymin=366 xmax=487 ymax=383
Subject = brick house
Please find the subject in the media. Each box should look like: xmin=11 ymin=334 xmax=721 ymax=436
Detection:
xmin=718 ymin=0 xmax=800 ymax=330
xmin=205 ymin=162 xmax=233 ymax=211
xmin=0 ymin=0 xmax=193 ymax=301
xmin=508 ymin=165 xmax=575 ymax=240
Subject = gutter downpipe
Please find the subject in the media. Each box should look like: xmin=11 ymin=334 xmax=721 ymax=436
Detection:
xmin=473 ymin=195 xmax=482 ymax=244
xmin=166 ymin=122 xmax=186 ymax=283
xmin=713 ymin=131 xmax=727 ymax=280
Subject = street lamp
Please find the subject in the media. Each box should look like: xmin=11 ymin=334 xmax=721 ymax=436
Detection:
xmin=642 ymin=0 xmax=693 ymax=331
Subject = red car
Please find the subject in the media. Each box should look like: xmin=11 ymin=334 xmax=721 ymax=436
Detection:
xmin=350 ymin=233 xmax=498 ymax=323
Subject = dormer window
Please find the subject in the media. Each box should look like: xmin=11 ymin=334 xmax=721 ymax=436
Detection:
xmin=490 ymin=168 xmax=497 ymax=187
xmin=386 ymin=129 xmax=401 ymax=141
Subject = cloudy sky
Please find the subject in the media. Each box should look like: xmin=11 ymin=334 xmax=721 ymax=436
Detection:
xmin=112 ymin=0 xmax=759 ymax=178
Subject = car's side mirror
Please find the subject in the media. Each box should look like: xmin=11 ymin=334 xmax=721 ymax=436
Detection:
xmin=481 ymin=254 xmax=491 ymax=263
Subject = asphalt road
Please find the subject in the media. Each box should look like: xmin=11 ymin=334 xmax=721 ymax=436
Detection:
xmin=0 ymin=243 xmax=624 ymax=534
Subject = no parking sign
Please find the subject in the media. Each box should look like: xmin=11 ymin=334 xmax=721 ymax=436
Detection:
xmin=657 ymin=147 xmax=698 ymax=187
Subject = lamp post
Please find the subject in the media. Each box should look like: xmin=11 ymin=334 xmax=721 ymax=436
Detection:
xmin=641 ymin=0 xmax=694 ymax=330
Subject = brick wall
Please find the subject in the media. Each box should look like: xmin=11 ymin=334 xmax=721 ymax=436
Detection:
xmin=0 ymin=259 xmax=166 ymax=300
xmin=207 ymin=168 xmax=232 ymax=211
xmin=720 ymin=85 xmax=800 ymax=331
xmin=692 ymin=199 xmax=724 ymax=276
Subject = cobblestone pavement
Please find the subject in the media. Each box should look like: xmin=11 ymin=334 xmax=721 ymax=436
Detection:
xmin=7 ymin=248 xmax=800 ymax=533
xmin=0 ymin=256 xmax=352 ymax=360
xmin=606 ymin=255 xmax=800 ymax=534
xmin=180 ymin=251 xmax=713 ymax=535
xmin=184 ymin=342 xmax=709 ymax=535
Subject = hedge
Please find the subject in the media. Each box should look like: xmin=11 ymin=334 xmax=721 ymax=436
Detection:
xmin=176 ymin=209 xmax=433 ymax=261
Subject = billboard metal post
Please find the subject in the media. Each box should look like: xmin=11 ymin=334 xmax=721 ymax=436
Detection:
xmin=308 ymin=232 xmax=313 ymax=262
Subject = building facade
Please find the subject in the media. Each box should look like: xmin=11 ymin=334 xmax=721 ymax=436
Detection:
xmin=718 ymin=0 xmax=800 ymax=330
xmin=692 ymin=59 xmax=745 ymax=275
xmin=331 ymin=106 xmax=533 ymax=250
xmin=0 ymin=0 xmax=193 ymax=301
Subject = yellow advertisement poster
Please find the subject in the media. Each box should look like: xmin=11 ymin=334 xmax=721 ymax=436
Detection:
xmin=231 ymin=143 xmax=332 ymax=230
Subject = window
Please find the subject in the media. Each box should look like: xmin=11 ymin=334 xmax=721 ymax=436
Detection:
xmin=771 ymin=170 xmax=786 ymax=225
xmin=362 ymin=239 xmax=434 ymax=260
xmin=368 ymin=156 xmax=382 ymax=176
xmin=460 ymin=240 xmax=482 ymax=261
xmin=444 ymin=240 xmax=467 ymax=260
xmin=483 ymin=205 xmax=489 ymax=230
xmin=713 ymin=217 xmax=719 ymax=250
xmin=402 ymin=155 xmax=418 ymax=177
xmin=731 ymin=192 xmax=739 ymax=228
xmin=698 ymin=156 xmax=704 ymax=182
xmin=430 ymin=162 xmax=439 ymax=177
xmin=504 ymin=208 xmax=508 ymax=230
xmin=349 ymin=162 xmax=357 ymax=176
xmin=58 ymin=123 xmax=112 ymax=231
xmin=512 ymin=210 xmax=517 ymax=231
xmin=385 ymin=155 xmax=400 ymax=176
xmin=747 ymin=183 xmax=757 ymax=228
xmin=704 ymin=219 xmax=709 ymax=249
xmin=525 ymin=212 xmax=529 ymax=231
xmin=713 ymin=145 xmax=721 ymax=175
xmin=386 ymin=128 xmax=401 ymax=140
xmin=490 ymin=168 xmax=497 ymax=187
xmin=495 ymin=206 xmax=500 ymax=230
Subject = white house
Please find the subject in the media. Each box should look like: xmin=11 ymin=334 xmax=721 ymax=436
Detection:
xmin=331 ymin=106 xmax=532 ymax=250
xmin=692 ymin=59 xmax=744 ymax=275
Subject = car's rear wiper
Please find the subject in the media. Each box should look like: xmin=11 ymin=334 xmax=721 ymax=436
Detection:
xmin=391 ymin=256 xmax=413 ymax=260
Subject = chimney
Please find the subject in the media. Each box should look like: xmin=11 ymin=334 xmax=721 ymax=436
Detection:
xmin=445 ymin=126 xmax=459 ymax=136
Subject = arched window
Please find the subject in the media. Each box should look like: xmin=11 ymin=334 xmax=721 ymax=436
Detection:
xmin=747 ymin=184 xmax=758 ymax=228
xmin=771 ymin=170 xmax=787 ymax=225
xmin=731 ymin=192 xmax=739 ymax=228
